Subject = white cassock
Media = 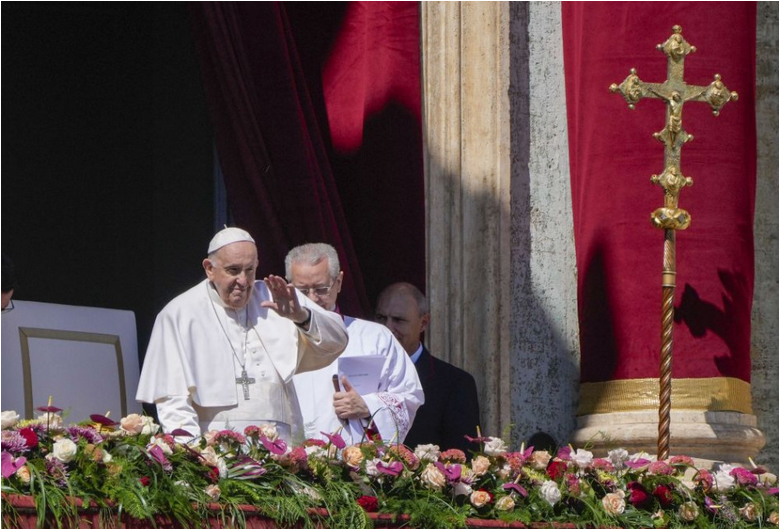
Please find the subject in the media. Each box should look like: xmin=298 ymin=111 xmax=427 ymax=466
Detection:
xmin=293 ymin=316 xmax=423 ymax=445
xmin=136 ymin=279 xmax=348 ymax=444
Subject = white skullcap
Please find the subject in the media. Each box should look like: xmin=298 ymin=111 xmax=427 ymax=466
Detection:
xmin=207 ymin=227 xmax=255 ymax=254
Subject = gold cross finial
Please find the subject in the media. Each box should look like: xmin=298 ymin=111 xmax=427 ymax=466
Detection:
xmin=610 ymin=25 xmax=738 ymax=231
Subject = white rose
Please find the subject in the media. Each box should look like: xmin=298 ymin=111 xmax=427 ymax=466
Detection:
xmin=1 ymin=411 xmax=19 ymax=429
xmin=420 ymin=463 xmax=447 ymax=490
xmin=205 ymin=484 xmax=221 ymax=502
xmin=571 ymin=448 xmax=593 ymax=469
xmin=305 ymin=445 xmax=327 ymax=459
xmin=414 ymin=444 xmax=440 ymax=462
xmin=607 ymin=448 xmax=629 ymax=469
xmin=601 ymin=491 xmax=626 ymax=515
xmin=15 ymin=465 xmax=31 ymax=484
xmin=484 ymin=437 xmax=508 ymax=457
xmin=714 ymin=464 xmax=735 ymax=492
xmin=469 ymin=490 xmax=492 ymax=508
xmin=217 ymin=457 xmax=228 ymax=479
xmin=51 ymin=438 xmax=78 ymax=463
xmin=101 ymin=451 xmax=113 ymax=464
xmin=739 ymin=502 xmax=759 ymax=522
xmin=37 ymin=412 xmax=63 ymax=429
xmin=140 ymin=416 xmax=159 ymax=436
xmin=471 ymin=455 xmax=491 ymax=476
xmin=531 ymin=450 xmax=552 ymax=471
xmin=678 ymin=501 xmax=699 ymax=522
xmin=120 ymin=413 xmax=145 ymax=435
xmin=759 ymin=472 xmax=777 ymax=487
xmin=365 ymin=458 xmax=381 ymax=477
xmin=200 ymin=446 xmax=219 ymax=467
xmin=453 ymin=481 xmax=473 ymax=497
xmin=496 ymin=495 xmax=515 ymax=511
xmin=259 ymin=423 xmax=279 ymax=441
xmin=540 ymin=480 xmax=561 ymax=506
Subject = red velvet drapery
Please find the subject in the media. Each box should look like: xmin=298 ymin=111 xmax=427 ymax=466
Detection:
xmin=562 ymin=3 xmax=757 ymax=384
xmin=189 ymin=2 xmax=425 ymax=317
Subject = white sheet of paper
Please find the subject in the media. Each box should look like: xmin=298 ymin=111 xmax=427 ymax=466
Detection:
xmin=337 ymin=355 xmax=385 ymax=395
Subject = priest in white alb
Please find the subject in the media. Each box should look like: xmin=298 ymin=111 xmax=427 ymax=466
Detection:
xmin=136 ymin=228 xmax=348 ymax=444
xmin=287 ymin=243 xmax=423 ymax=444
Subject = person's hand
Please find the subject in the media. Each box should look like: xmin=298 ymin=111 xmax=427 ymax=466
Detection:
xmin=333 ymin=376 xmax=370 ymax=420
xmin=261 ymin=275 xmax=309 ymax=324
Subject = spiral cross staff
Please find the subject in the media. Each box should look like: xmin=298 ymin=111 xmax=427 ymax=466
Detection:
xmin=609 ymin=25 xmax=738 ymax=460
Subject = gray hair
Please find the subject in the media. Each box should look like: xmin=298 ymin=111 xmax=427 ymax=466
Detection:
xmin=377 ymin=282 xmax=429 ymax=316
xmin=285 ymin=243 xmax=340 ymax=281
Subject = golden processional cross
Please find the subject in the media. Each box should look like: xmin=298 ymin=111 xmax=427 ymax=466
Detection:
xmin=610 ymin=25 xmax=737 ymax=460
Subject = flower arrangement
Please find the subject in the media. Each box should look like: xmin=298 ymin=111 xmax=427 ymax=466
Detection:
xmin=1 ymin=407 xmax=778 ymax=529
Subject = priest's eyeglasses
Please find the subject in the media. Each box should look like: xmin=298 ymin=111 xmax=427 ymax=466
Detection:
xmin=296 ymin=284 xmax=334 ymax=298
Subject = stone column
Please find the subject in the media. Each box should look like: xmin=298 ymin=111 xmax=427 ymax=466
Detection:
xmin=751 ymin=0 xmax=779 ymax=473
xmin=421 ymin=2 xmax=580 ymax=444
xmin=421 ymin=1 xmax=513 ymax=436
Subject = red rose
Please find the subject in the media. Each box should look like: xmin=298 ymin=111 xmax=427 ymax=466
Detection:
xmin=357 ymin=495 xmax=379 ymax=512
xmin=547 ymin=460 xmax=567 ymax=480
xmin=627 ymin=482 xmax=651 ymax=508
xmin=653 ymin=484 xmax=672 ymax=507
xmin=208 ymin=466 xmax=220 ymax=482
xmin=139 ymin=476 xmax=151 ymax=487
xmin=19 ymin=428 xmax=39 ymax=450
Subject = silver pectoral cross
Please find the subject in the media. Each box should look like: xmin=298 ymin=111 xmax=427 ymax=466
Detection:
xmin=236 ymin=369 xmax=256 ymax=400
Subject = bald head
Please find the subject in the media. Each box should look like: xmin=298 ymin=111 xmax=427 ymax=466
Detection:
xmin=375 ymin=282 xmax=429 ymax=355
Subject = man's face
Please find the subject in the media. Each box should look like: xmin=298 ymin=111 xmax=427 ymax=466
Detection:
xmin=203 ymin=242 xmax=258 ymax=310
xmin=375 ymin=291 xmax=429 ymax=355
xmin=290 ymin=259 xmax=342 ymax=311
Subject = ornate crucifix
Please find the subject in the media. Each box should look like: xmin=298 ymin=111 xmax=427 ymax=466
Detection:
xmin=236 ymin=369 xmax=256 ymax=400
xmin=610 ymin=25 xmax=737 ymax=460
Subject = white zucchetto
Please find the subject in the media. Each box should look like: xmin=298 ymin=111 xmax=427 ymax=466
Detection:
xmin=207 ymin=227 xmax=255 ymax=254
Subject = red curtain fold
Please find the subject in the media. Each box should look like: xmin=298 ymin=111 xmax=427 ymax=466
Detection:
xmin=189 ymin=2 xmax=368 ymax=316
xmin=563 ymin=3 xmax=757 ymax=383
xmin=189 ymin=2 xmax=425 ymax=317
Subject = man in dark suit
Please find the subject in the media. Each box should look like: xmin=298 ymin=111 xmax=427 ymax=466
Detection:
xmin=375 ymin=282 xmax=481 ymax=454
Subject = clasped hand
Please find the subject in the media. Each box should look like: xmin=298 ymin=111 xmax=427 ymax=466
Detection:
xmin=333 ymin=376 xmax=370 ymax=420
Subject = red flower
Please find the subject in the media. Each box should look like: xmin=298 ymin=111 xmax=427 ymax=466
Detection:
xmin=139 ymin=476 xmax=150 ymax=487
xmin=19 ymin=428 xmax=38 ymax=450
xmin=547 ymin=460 xmax=567 ymax=480
xmin=653 ymin=484 xmax=673 ymax=507
xmin=627 ymin=482 xmax=651 ymax=508
xmin=357 ymin=495 xmax=378 ymax=512
xmin=208 ymin=466 xmax=220 ymax=482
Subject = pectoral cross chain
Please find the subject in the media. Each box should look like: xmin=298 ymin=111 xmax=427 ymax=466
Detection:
xmin=236 ymin=369 xmax=256 ymax=400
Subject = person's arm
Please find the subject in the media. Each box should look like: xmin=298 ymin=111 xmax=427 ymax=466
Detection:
xmin=154 ymin=394 xmax=201 ymax=438
xmin=261 ymin=275 xmax=348 ymax=373
xmin=358 ymin=335 xmax=424 ymax=443
xmin=443 ymin=371 xmax=481 ymax=453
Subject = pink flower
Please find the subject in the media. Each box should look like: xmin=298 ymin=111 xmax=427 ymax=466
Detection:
xmin=1 ymin=452 xmax=26 ymax=478
xmin=730 ymin=467 xmax=759 ymax=487
xmin=694 ymin=469 xmax=714 ymax=490
xmin=389 ymin=444 xmax=420 ymax=469
xmin=377 ymin=460 xmax=403 ymax=477
xmin=320 ymin=431 xmax=347 ymax=449
xmin=502 ymin=452 xmax=525 ymax=475
xmin=439 ymin=448 xmax=466 ymax=464
xmin=469 ymin=489 xmax=493 ymax=508
xmin=592 ymin=458 xmax=613 ymax=472
xmin=669 ymin=455 xmax=694 ymax=467
xmin=648 ymin=461 xmax=674 ymax=476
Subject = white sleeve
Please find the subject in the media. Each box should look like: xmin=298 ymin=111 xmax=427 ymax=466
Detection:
xmin=361 ymin=335 xmax=424 ymax=443
xmin=155 ymin=394 xmax=201 ymax=437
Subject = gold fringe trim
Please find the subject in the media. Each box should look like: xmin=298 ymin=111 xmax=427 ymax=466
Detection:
xmin=577 ymin=377 xmax=753 ymax=415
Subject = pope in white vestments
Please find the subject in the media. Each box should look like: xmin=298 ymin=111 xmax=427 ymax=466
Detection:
xmin=136 ymin=228 xmax=348 ymax=444
xmin=286 ymin=243 xmax=423 ymax=444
